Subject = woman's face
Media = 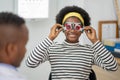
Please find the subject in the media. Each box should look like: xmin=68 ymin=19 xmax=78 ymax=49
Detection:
xmin=64 ymin=17 xmax=82 ymax=43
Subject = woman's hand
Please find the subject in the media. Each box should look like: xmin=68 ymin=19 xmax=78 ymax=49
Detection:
xmin=84 ymin=26 xmax=98 ymax=44
xmin=48 ymin=24 xmax=63 ymax=41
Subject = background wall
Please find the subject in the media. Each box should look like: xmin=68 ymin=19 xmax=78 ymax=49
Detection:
xmin=0 ymin=0 xmax=118 ymax=80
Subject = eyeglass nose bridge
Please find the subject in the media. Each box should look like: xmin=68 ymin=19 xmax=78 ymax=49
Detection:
xmin=71 ymin=23 xmax=76 ymax=30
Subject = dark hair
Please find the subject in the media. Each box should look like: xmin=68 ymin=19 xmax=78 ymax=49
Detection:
xmin=0 ymin=12 xmax=25 ymax=28
xmin=56 ymin=6 xmax=91 ymax=26
xmin=0 ymin=12 xmax=26 ymax=50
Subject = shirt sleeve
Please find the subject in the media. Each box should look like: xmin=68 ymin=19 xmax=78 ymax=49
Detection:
xmin=92 ymin=40 xmax=118 ymax=71
xmin=26 ymin=37 xmax=53 ymax=68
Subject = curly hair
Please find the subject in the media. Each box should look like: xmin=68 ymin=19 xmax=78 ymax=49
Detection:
xmin=56 ymin=6 xmax=91 ymax=26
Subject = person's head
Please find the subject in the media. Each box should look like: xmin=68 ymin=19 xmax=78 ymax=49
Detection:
xmin=56 ymin=6 xmax=91 ymax=43
xmin=0 ymin=12 xmax=29 ymax=67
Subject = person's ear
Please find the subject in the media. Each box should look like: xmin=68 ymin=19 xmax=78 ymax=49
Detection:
xmin=6 ymin=43 xmax=18 ymax=58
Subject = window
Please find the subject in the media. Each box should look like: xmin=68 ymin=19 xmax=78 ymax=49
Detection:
xmin=16 ymin=0 xmax=49 ymax=19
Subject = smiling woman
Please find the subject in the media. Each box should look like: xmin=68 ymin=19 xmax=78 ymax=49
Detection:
xmin=26 ymin=5 xmax=118 ymax=80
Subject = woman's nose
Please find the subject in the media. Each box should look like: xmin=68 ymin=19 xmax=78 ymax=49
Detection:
xmin=70 ymin=29 xmax=75 ymax=32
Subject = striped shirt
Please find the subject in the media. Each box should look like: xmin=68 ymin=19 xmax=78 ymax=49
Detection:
xmin=26 ymin=37 xmax=118 ymax=80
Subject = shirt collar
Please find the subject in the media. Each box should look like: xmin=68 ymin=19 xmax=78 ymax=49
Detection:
xmin=63 ymin=40 xmax=80 ymax=46
xmin=0 ymin=63 xmax=17 ymax=71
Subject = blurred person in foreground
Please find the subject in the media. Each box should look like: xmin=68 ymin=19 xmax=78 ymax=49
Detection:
xmin=0 ymin=12 xmax=29 ymax=80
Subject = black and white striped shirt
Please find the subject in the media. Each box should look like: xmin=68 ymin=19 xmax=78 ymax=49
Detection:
xmin=26 ymin=37 xmax=118 ymax=80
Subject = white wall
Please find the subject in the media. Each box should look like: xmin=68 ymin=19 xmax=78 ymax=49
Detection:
xmin=0 ymin=0 xmax=117 ymax=80
xmin=84 ymin=0 xmax=117 ymax=33
xmin=0 ymin=0 xmax=14 ymax=12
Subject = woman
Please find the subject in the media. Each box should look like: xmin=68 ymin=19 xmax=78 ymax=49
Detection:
xmin=26 ymin=6 xmax=118 ymax=80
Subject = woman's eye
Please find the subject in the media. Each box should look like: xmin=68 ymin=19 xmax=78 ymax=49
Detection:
xmin=75 ymin=25 xmax=81 ymax=30
xmin=65 ymin=24 xmax=71 ymax=30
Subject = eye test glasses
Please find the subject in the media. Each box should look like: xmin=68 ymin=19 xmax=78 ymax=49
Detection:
xmin=62 ymin=22 xmax=84 ymax=32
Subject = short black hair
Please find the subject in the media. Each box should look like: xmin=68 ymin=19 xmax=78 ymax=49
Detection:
xmin=56 ymin=6 xmax=91 ymax=26
xmin=0 ymin=12 xmax=25 ymax=28
xmin=0 ymin=12 xmax=26 ymax=50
